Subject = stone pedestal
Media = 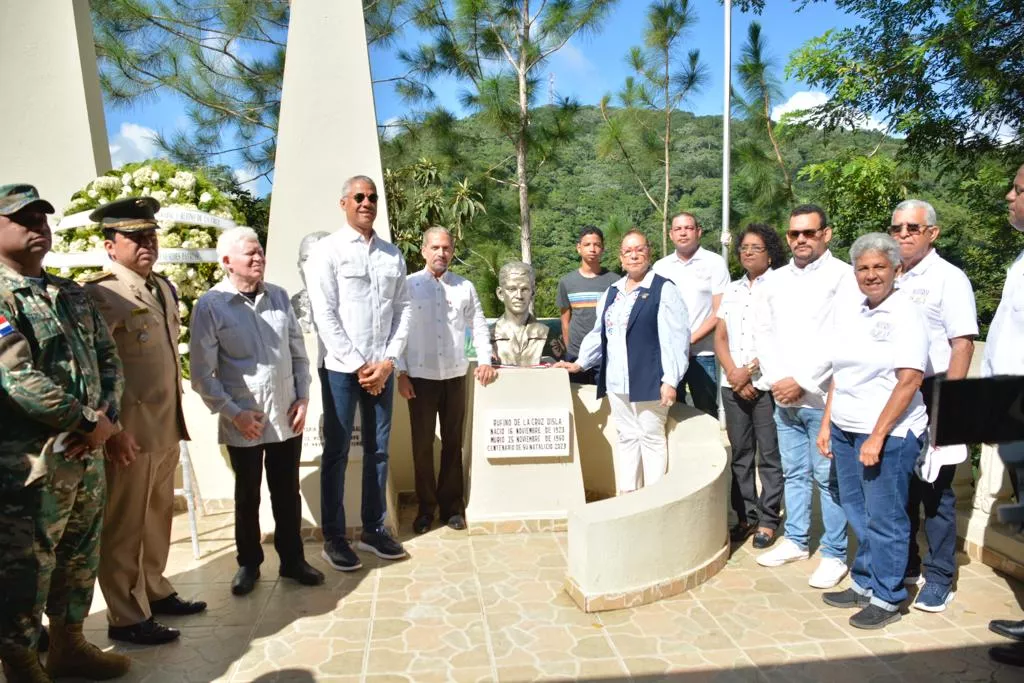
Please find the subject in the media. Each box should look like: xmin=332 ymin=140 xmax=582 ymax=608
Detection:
xmin=0 ymin=0 xmax=111 ymax=206
xmin=464 ymin=368 xmax=585 ymax=532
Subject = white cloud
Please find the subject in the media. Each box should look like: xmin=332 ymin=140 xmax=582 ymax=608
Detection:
xmin=771 ymin=89 xmax=889 ymax=134
xmin=379 ymin=116 xmax=403 ymax=141
xmin=108 ymin=122 xmax=158 ymax=167
xmin=233 ymin=166 xmax=261 ymax=194
xmin=770 ymin=90 xmax=829 ymax=122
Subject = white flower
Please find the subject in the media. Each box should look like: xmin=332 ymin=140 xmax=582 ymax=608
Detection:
xmin=151 ymin=190 xmax=168 ymax=203
xmin=87 ymin=189 xmax=98 ymax=199
xmin=199 ymin=191 xmax=213 ymax=205
xmin=97 ymin=198 xmax=109 ymax=205
xmin=122 ymin=173 xmax=131 ymax=185
xmin=152 ymin=172 xmax=160 ymax=182
xmin=170 ymin=189 xmax=180 ymax=200
xmin=92 ymin=176 xmax=121 ymax=191
xmin=141 ymin=186 xmax=152 ymax=197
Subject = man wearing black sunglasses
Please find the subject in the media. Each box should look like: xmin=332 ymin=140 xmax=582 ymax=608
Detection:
xmin=889 ymin=199 xmax=977 ymax=614
xmin=752 ymin=204 xmax=855 ymax=592
xmin=304 ymin=174 xmax=411 ymax=571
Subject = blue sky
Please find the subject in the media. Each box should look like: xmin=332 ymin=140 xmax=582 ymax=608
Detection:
xmin=104 ymin=1 xmax=860 ymax=196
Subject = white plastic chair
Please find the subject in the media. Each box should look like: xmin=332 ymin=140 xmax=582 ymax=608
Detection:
xmin=175 ymin=441 xmax=204 ymax=559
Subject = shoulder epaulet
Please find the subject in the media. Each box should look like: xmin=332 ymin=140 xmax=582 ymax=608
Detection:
xmin=77 ymin=270 xmax=114 ymax=284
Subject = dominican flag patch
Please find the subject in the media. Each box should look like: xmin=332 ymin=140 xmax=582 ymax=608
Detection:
xmin=0 ymin=315 xmax=13 ymax=338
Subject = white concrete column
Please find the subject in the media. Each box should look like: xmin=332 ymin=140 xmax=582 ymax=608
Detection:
xmin=264 ymin=0 xmax=392 ymax=295
xmin=0 ymin=0 xmax=111 ymax=207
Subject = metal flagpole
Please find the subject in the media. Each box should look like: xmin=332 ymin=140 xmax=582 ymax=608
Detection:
xmin=718 ymin=0 xmax=733 ymax=429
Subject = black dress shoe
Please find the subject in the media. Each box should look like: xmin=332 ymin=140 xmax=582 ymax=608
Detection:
xmin=413 ymin=513 xmax=433 ymax=534
xmin=990 ymin=643 xmax=1024 ymax=667
xmin=729 ymin=523 xmax=754 ymax=543
xmin=990 ymin=619 xmax=1024 ymax=642
xmin=752 ymin=529 xmax=777 ymax=550
xmin=108 ymin=617 xmax=181 ymax=645
xmin=231 ymin=566 xmax=260 ymax=596
xmin=150 ymin=592 xmax=207 ymax=616
xmin=446 ymin=514 xmax=467 ymax=531
xmin=280 ymin=560 xmax=324 ymax=586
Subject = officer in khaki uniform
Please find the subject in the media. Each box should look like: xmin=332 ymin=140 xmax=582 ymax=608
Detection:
xmin=81 ymin=197 xmax=206 ymax=647
xmin=0 ymin=183 xmax=130 ymax=683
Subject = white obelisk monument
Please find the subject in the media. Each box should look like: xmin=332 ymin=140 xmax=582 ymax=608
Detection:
xmin=265 ymin=1 xmax=398 ymax=535
xmin=0 ymin=0 xmax=111 ymax=206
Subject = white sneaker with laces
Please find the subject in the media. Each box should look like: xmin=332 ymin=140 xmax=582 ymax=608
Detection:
xmin=755 ymin=538 xmax=809 ymax=567
xmin=809 ymin=556 xmax=849 ymax=589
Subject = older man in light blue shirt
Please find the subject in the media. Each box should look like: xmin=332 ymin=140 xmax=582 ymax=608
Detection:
xmin=304 ymin=175 xmax=411 ymax=571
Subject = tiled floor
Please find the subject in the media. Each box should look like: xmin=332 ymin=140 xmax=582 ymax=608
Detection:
xmin=15 ymin=508 xmax=1024 ymax=682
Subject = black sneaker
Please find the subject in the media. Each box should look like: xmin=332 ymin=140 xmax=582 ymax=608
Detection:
xmin=823 ymin=588 xmax=871 ymax=609
xmin=358 ymin=527 xmax=407 ymax=560
xmin=849 ymin=604 xmax=901 ymax=630
xmin=321 ymin=539 xmax=362 ymax=572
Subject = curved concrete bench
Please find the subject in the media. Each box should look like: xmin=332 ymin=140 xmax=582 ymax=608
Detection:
xmin=565 ymin=385 xmax=729 ymax=612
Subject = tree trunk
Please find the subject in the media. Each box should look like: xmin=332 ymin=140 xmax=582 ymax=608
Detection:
xmin=661 ymin=50 xmax=671 ymax=257
xmin=517 ymin=0 xmax=532 ymax=264
xmin=762 ymin=85 xmax=791 ymax=196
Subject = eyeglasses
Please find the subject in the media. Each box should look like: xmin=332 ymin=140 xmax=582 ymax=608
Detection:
xmin=887 ymin=222 xmax=933 ymax=236
xmin=738 ymin=245 xmax=766 ymax=254
xmin=351 ymin=192 xmax=379 ymax=204
xmin=786 ymin=227 xmax=825 ymax=240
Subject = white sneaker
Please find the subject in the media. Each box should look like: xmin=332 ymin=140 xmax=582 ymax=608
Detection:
xmin=808 ymin=557 xmax=849 ymax=589
xmin=904 ymin=574 xmax=925 ymax=587
xmin=755 ymin=538 xmax=809 ymax=567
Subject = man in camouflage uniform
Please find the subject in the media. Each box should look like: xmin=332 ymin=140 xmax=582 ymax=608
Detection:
xmin=0 ymin=184 xmax=131 ymax=682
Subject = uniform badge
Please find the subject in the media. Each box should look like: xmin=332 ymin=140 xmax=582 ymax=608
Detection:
xmin=131 ymin=307 xmax=149 ymax=316
xmin=0 ymin=314 xmax=13 ymax=338
xmin=870 ymin=320 xmax=892 ymax=341
xmin=138 ymin=331 xmax=150 ymax=343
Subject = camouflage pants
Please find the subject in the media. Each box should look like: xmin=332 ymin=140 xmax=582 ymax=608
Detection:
xmin=0 ymin=452 xmax=105 ymax=649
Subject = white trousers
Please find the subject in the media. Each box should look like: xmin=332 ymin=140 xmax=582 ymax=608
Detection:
xmin=608 ymin=392 xmax=669 ymax=493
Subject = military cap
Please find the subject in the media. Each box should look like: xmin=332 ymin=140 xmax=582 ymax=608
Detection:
xmin=89 ymin=196 xmax=161 ymax=232
xmin=0 ymin=184 xmax=55 ymax=216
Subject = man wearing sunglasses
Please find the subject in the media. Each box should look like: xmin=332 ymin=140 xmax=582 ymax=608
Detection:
xmin=83 ymin=197 xmax=206 ymax=646
xmin=752 ymin=204 xmax=854 ymax=591
xmin=305 ymin=175 xmax=411 ymax=571
xmin=888 ymin=199 xmax=977 ymax=614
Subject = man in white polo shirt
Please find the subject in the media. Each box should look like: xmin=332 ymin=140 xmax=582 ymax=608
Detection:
xmin=983 ymin=162 xmax=1024 ymax=669
xmin=752 ymin=204 xmax=854 ymax=590
xmin=889 ymin=199 xmax=977 ymax=613
xmin=652 ymin=212 xmax=730 ymax=416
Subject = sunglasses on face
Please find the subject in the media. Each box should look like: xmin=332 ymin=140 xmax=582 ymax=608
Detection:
xmin=887 ymin=222 xmax=933 ymax=236
xmin=786 ymin=227 xmax=824 ymax=240
xmin=351 ymin=193 xmax=379 ymax=204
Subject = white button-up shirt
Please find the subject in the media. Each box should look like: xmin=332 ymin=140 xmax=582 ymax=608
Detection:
xmin=189 ymin=279 xmax=311 ymax=446
xmin=304 ymin=224 xmax=410 ymax=372
xmin=652 ymin=246 xmax=730 ymax=356
xmin=399 ymin=269 xmax=492 ymax=381
xmin=829 ymin=289 xmax=930 ymax=437
xmin=717 ymin=272 xmax=773 ymax=390
xmin=896 ymin=249 xmax=978 ymax=376
xmin=983 ymin=249 xmax=1024 ymax=377
xmin=753 ymin=250 xmax=857 ymax=409
xmin=576 ymin=270 xmax=690 ymax=395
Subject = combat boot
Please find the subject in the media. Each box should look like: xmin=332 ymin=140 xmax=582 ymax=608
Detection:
xmin=45 ymin=618 xmax=130 ymax=680
xmin=0 ymin=643 xmax=52 ymax=683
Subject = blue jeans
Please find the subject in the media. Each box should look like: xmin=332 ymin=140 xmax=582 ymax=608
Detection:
xmin=907 ymin=465 xmax=957 ymax=589
xmin=832 ymin=426 xmax=922 ymax=610
xmin=319 ymin=368 xmax=394 ymax=542
xmin=774 ymin=406 xmax=847 ymax=559
xmin=679 ymin=355 xmax=718 ymax=416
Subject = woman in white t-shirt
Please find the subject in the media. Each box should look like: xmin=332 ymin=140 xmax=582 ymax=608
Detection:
xmin=816 ymin=232 xmax=929 ymax=631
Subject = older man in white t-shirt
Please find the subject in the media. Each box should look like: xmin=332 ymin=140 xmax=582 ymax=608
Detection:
xmin=888 ymin=199 xmax=977 ymax=613
xmin=652 ymin=212 xmax=730 ymax=416
xmin=752 ymin=204 xmax=856 ymax=590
